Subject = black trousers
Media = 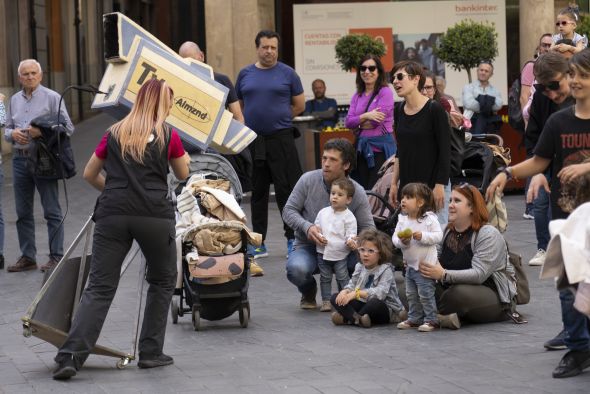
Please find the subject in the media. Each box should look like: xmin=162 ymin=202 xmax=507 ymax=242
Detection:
xmin=56 ymin=215 xmax=177 ymax=365
xmin=330 ymin=294 xmax=391 ymax=325
xmin=352 ymin=151 xmax=386 ymax=190
xmin=436 ymin=284 xmax=508 ymax=324
xmin=250 ymin=130 xmax=302 ymax=241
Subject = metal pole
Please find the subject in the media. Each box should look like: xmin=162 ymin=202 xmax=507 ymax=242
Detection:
xmin=74 ymin=0 xmax=84 ymax=121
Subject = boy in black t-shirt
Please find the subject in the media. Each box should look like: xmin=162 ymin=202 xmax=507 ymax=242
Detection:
xmin=486 ymin=50 xmax=590 ymax=379
xmin=533 ymin=106 xmax=590 ymax=219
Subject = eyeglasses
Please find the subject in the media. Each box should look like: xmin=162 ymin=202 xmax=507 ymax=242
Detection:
xmin=534 ymin=80 xmax=561 ymax=93
xmin=360 ymin=65 xmax=377 ymax=72
xmin=556 ymin=21 xmax=574 ymax=27
xmin=392 ymin=72 xmax=413 ymax=81
xmin=457 ymin=182 xmax=474 ymax=195
xmin=540 ymin=43 xmax=552 ymax=48
xmin=422 ymin=85 xmax=435 ymax=91
xmin=358 ymin=247 xmax=378 ymax=255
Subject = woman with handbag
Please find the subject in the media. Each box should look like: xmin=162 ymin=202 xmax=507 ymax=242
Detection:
xmin=345 ymin=54 xmax=396 ymax=189
xmin=52 ymin=79 xmax=190 ymax=380
xmin=419 ymin=184 xmax=517 ymax=329
xmin=388 ymin=61 xmax=451 ymax=225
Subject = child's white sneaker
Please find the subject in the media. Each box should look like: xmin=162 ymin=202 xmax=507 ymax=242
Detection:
xmin=397 ymin=320 xmax=420 ymax=329
xmin=418 ymin=322 xmax=439 ymax=332
xmin=320 ymin=300 xmax=332 ymax=312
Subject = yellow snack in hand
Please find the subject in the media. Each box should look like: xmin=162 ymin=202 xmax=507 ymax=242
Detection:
xmin=397 ymin=228 xmax=413 ymax=239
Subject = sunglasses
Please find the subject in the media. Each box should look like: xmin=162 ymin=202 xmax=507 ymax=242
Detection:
xmin=556 ymin=21 xmax=573 ymax=27
xmin=392 ymin=72 xmax=413 ymax=81
xmin=358 ymin=247 xmax=378 ymax=255
xmin=534 ymin=80 xmax=561 ymax=92
xmin=360 ymin=65 xmax=377 ymax=72
xmin=422 ymin=85 xmax=435 ymax=91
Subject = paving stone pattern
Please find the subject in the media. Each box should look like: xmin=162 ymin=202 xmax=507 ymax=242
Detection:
xmin=0 ymin=114 xmax=588 ymax=393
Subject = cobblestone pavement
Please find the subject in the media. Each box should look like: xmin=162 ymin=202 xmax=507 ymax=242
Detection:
xmin=0 ymin=113 xmax=589 ymax=393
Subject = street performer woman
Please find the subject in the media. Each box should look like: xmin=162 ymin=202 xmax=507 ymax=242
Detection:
xmin=52 ymin=79 xmax=190 ymax=380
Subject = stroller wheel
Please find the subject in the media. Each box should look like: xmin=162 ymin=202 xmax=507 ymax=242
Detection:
xmin=192 ymin=306 xmax=201 ymax=331
xmin=239 ymin=305 xmax=249 ymax=328
xmin=170 ymin=298 xmax=179 ymax=324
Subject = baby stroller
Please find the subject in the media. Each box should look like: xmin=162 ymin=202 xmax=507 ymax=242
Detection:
xmin=170 ymin=152 xmax=257 ymax=330
xmin=451 ymin=134 xmax=509 ymax=193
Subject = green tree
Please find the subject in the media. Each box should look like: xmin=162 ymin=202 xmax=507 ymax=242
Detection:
xmin=434 ymin=20 xmax=498 ymax=83
xmin=576 ymin=13 xmax=590 ymax=40
xmin=334 ymin=34 xmax=386 ymax=72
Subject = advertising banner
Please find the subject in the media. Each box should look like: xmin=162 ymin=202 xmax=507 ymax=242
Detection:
xmin=293 ymin=1 xmax=507 ymax=106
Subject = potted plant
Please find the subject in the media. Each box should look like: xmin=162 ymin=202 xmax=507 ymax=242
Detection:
xmin=434 ymin=19 xmax=498 ymax=82
xmin=334 ymin=34 xmax=386 ymax=72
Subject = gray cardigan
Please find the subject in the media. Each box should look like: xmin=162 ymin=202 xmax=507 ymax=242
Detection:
xmin=345 ymin=262 xmax=405 ymax=317
xmin=443 ymin=224 xmax=517 ymax=304
xmin=282 ymin=170 xmax=374 ymax=245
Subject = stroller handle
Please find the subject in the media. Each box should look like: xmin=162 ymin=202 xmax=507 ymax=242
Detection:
xmin=470 ymin=134 xmax=504 ymax=147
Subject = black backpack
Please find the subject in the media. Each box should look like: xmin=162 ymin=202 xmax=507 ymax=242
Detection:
xmin=508 ymin=61 xmax=534 ymax=133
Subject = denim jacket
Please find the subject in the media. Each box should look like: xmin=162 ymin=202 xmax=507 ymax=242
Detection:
xmin=356 ymin=134 xmax=396 ymax=169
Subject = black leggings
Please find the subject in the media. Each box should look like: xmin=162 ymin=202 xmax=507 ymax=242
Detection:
xmin=330 ymin=293 xmax=390 ymax=325
xmin=353 ymin=151 xmax=386 ymax=190
xmin=436 ymin=284 xmax=508 ymax=324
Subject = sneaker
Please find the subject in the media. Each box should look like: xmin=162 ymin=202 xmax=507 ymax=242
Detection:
xmin=40 ymin=257 xmax=59 ymax=273
xmin=286 ymin=239 xmax=294 ymax=258
xmin=7 ymin=256 xmax=37 ymax=272
xmin=250 ymin=260 xmax=264 ymax=277
xmin=137 ymin=353 xmax=174 ymax=369
xmin=544 ymin=328 xmax=568 ymax=351
xmin=522 ymin=212 xmax=534 ymax=220
xmin=320 ymin=300 xmax=332 ymax=312
xmin=52 ymin=357 xmax=77 ymax=380
xmin=247 ymin=244 xmax=268 ymax=259
xmin=418 ymin=321 xmax=439 ymax=332
xmin=528 ymin=249 xmax=546 ymax=266
xmin=300 ymin=285 xmax=317 ymax=310
xmin=397 ymin=320 xmax=421 ymax=330
xmin=359 ymin=314 xmax=372 ymax=328
xmin=437 ymin=313 xmax=461 ymax=330
xmin=552 ymin=349 xmax=590 ymax=378
xmin=331 ymin=312 xmax=345 ymax=325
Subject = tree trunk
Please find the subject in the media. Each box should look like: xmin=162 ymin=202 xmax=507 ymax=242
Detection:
xmin=466 ymin=67 xmax=472 ymax=83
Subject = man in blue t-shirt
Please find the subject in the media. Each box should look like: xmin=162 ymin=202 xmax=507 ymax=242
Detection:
xmin=304 ymin=79 xmax=339 ymax=129
xmin=236 ymin=30 xmax=305 ymax=260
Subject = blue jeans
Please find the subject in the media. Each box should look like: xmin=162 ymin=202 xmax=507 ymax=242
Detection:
xmin=560 ymin=289 xmax=590 ymax=352
xmin=436 ymin=181 xmax=451 ymax=228
xmin=13 ymin=157 xmax=64 ymax=260
xmin=317 ymin=254 xmax=350 ymax=301
xmin=533 ymin=181 xmax=551 ymax=251
xmin=286 ymin=242 xmax=356 ymax=295
xmin=406 ymin=267 xmax=438 ymax=324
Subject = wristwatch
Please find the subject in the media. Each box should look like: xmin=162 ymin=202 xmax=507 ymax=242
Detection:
xmin=498 ymin=166 xmax=513 ymax=180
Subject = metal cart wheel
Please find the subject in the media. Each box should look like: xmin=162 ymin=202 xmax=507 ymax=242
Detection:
xmin=116 ymin=357 xmax=131 ymax=369
xmin=23 ymin=326 xmax=32 ymax=338
xmin=192 ymin=306 xmax=201 ymax=331
xmin=239 ymin=304 xmax=249 ymax=328
xmin=170 ymin=298 xmax=179 ymax=324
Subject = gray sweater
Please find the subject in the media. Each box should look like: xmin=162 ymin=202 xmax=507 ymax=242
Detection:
xmin=282 ymin=170 xmax=375 ymax=245
xmin=443 ymin=224 xmax=517 ymax=304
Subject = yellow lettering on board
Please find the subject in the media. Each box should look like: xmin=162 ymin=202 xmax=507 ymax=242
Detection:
xmin=127 ymin=57 xmax=223 ymax=141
